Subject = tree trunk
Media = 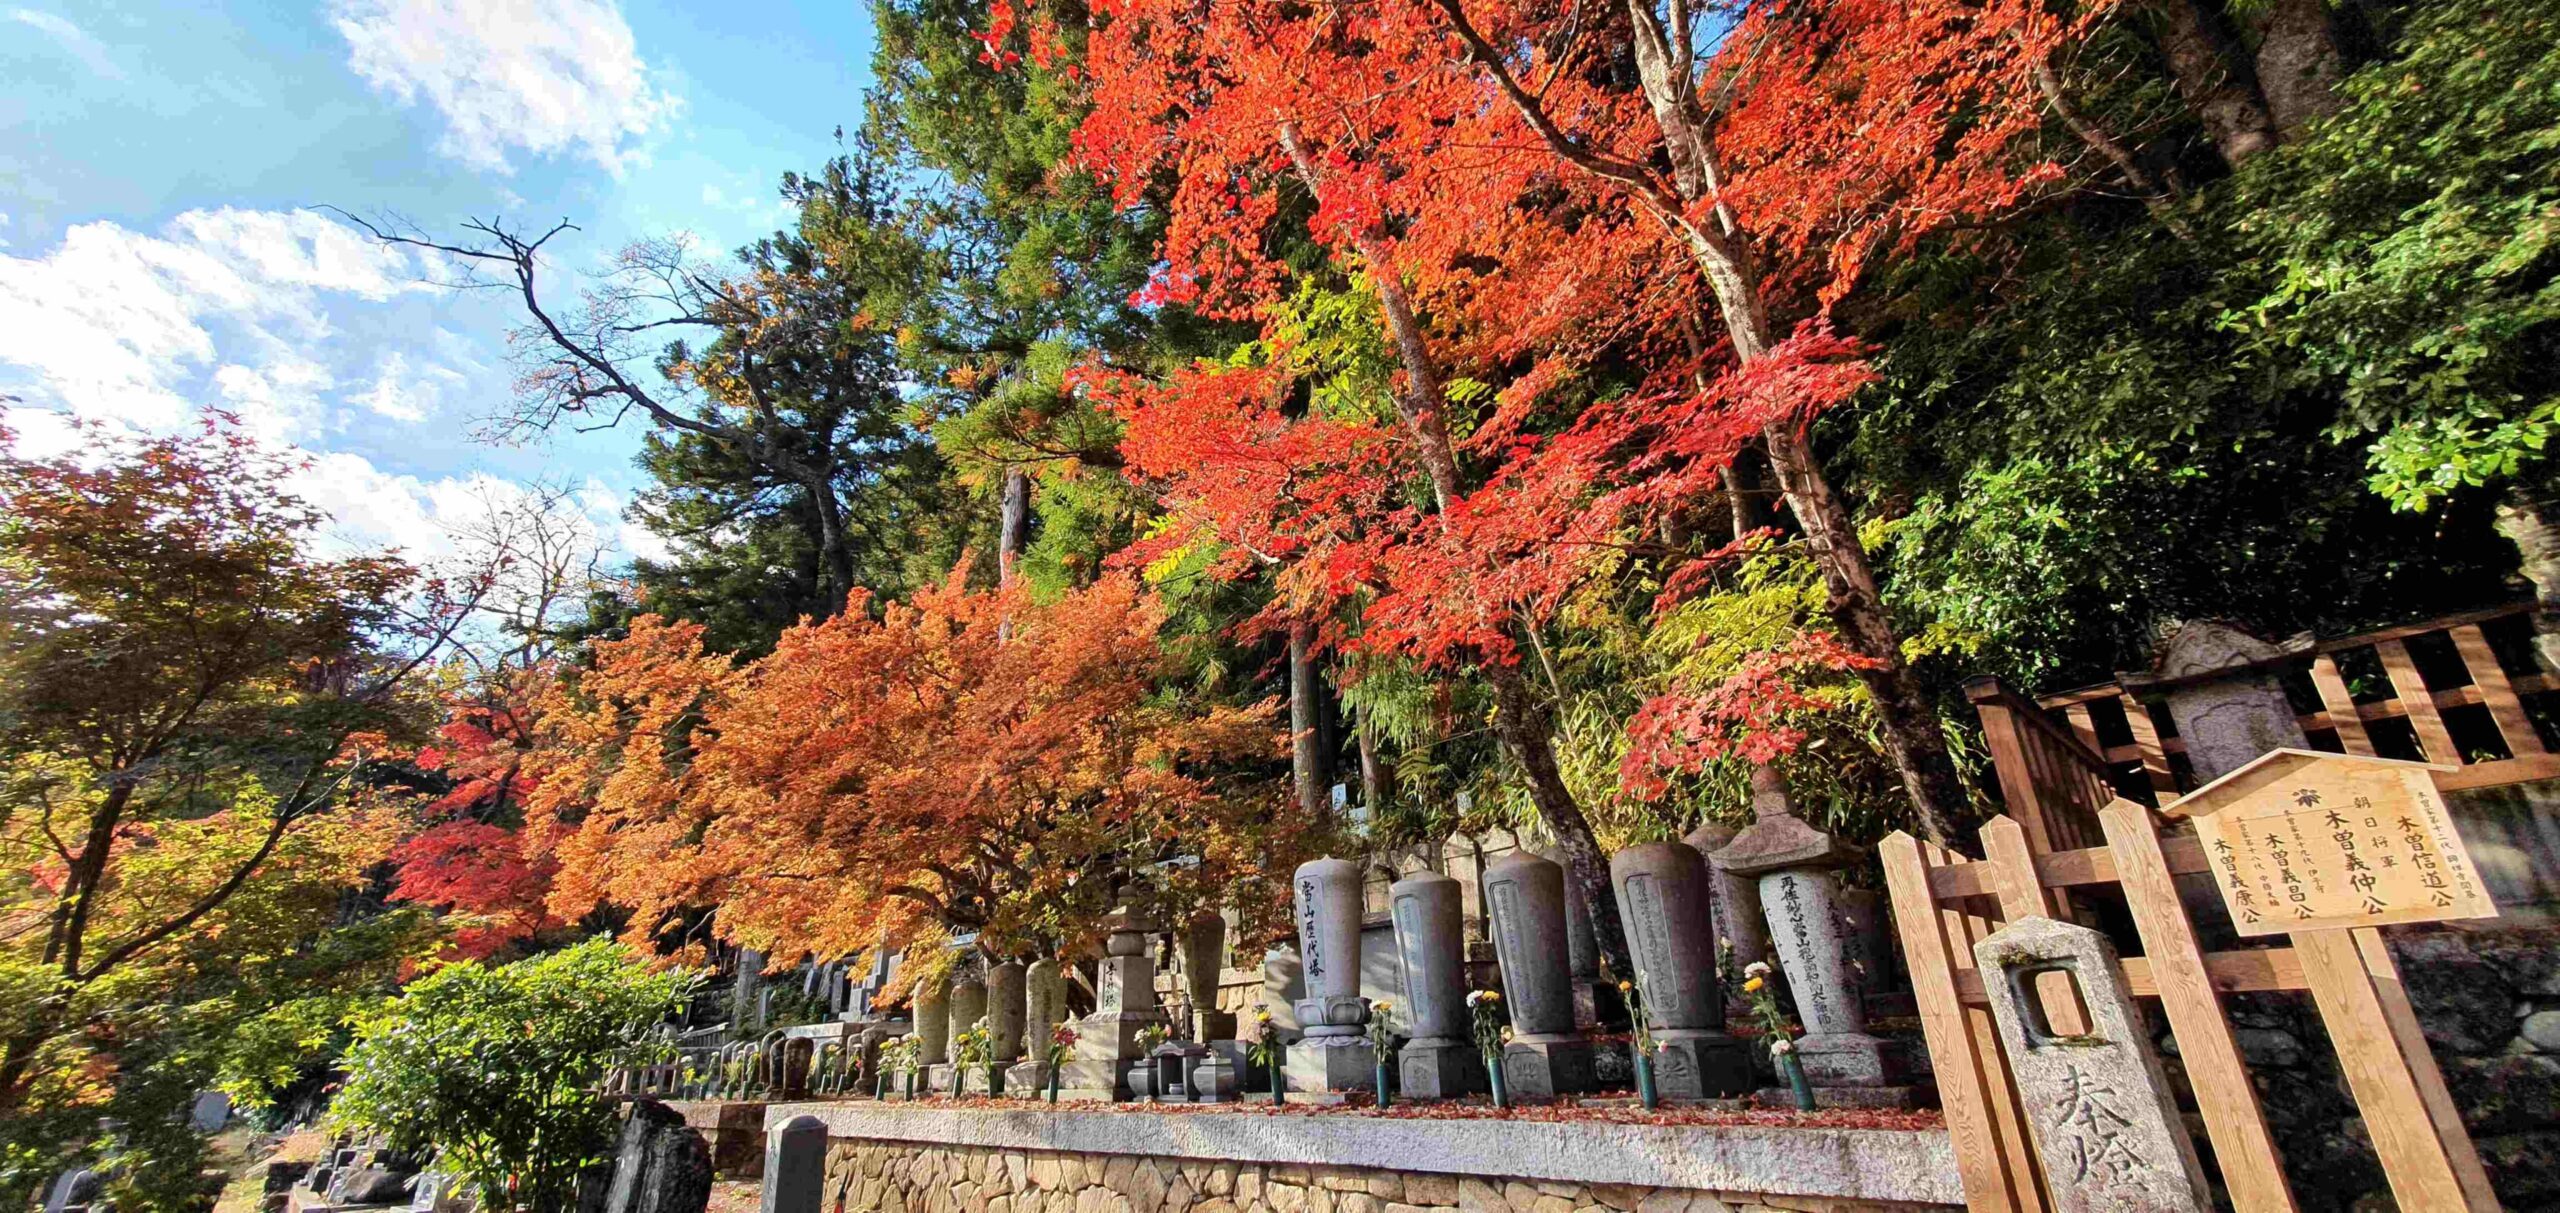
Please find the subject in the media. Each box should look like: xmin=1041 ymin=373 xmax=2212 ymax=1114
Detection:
xmin=2151 ymin=0 xmax=2280 ymax=164
xmin=1357 ymin=719 xmax=1388 ymax=814
xmin=1757 ymin=428 xmax=1967 ymax=843
xmin=2250 ymin=0 xmax=2345 ymax=135
xmin=1291 ymin=622 xmax=1335 ymax=822
xmin=998 ymin=468 xmax=1032 ymax=587
xmin=809 ymin=473 xmax=856 ymax=615
xmin=46 ymin=780 xmax=132 ymax=974
xmin=1485 ymin=659 xmax=1634 ymax=978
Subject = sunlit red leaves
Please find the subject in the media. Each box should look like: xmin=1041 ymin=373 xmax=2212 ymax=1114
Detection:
xmin=1620 ymin=632 xmax=1885 ymax=798
xmin=389 ymin=820 xmax=560 ymax=959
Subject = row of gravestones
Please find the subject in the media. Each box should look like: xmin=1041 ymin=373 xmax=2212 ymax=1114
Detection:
xmin=1286 ymin=811 xmax=1915 ymax=1102
xmin=264 ymin=1101 xmax=717 ymax=1213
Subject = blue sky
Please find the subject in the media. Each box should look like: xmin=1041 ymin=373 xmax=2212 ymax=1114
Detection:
xmin=0 ymin=0 xmax=880 ymax=564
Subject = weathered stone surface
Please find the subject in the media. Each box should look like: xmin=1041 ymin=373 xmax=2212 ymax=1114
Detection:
xmin=2123 ymin=621 xmax=2311 ymax=784
xmin=1757 ymin=868 xmax=1899 ymax=1088
xmin=1484 ymin=851 xmax=1574 ymax=1039
xmin=916 ymin=974 xmax=953 ymax=1065
xmin=989 ymin=963 xmax=1029 ymax=1064
xmin=1611 ymin=842 xmax=1749 ymax=1098
xmin=952 ymin=976 xmax=991 ymax=1055
xmin=1974 ymin=916 xmax=2208 ymax=1211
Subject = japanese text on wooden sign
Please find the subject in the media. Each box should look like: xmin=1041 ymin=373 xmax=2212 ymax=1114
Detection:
xmin=2186 ymin=753 xmax=2496 ymax=937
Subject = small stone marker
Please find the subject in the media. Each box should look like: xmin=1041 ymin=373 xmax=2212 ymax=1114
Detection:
xmin=1390 ymin=871 xmax=1489 ymax=1098
xmin=2180 ymin=748 xmax=2497 ymax=936
xmin=987 ymin=961 xmax=1026 ymax=1065
xmin=761 ymin=1114 xmax=828 ymax=1213
xmin=1610 ymin=841 xmax=1751 ymax=1098
xmin=1288 ymin=857 xmax=1376 ymax=1093
xmin=912 ymin=974 xmax=950 ymax=1066
xmin=2119 ymin=621 xmax=2312 ymax=784
xmin=43 ymin=1169 xmax=97 ymax=1213
xmin=1483 ymin=850 xmax=1595 ymax=1097
xmin=1973 ymin=917 xmax=2210 ymax=1211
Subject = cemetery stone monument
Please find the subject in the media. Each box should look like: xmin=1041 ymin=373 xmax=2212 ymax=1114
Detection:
xmin=1064 ymin=898 xmax=1169 ymax=1098
xmin=1609 ymin=841 xmax=1753 ymax=1098
xmin=2118 ymin=621 xmax=2312 ymax=785
xmin=911 ymin=973 xmax=950 ymax=1077
xmin=1287 ymin=857 xmax=1377 ymax=1094
xmin=1389 ymin=870 xmax=1489 ymax=1097
xmin=1712 ymin=812 xmax=1904 ymax=1089
xmin=1005 ymin=958 xmax=1067 ymax=1092
xmin=602 ymin=1098 xmax=714 ymax=1213
xmin=1973 ymin=917 xmax=2210 ymax=1212
xmin=1483 ymin=850 xmax=1596 ymax=1097
xmin=934 ymin=968 xmax=989 ymax=1093
xmin=1181 ymin=911 xmax=1236 ymax=1042
xmin=986 ymin=960 xmax=1027 ymax=1069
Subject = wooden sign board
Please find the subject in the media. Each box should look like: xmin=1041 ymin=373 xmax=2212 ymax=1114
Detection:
xmin=2177 ymin=749 xmax=2497 ymax=937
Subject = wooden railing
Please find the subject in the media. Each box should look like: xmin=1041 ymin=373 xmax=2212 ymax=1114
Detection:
xmin=1963 ymin=677 xmax=2118 ymax=854
xmin=2002 ymin=603 xmax=2560 ymax=813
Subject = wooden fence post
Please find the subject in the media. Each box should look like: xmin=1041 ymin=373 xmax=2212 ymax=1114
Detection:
xmin=2293 ymin=928 xmax=2500 ymax=1213
xmin=2096 ymin=800 xmax=2300 ymax=1213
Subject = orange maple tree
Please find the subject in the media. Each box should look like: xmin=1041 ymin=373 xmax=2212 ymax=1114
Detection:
xmin=525 ymin=568 xmax=1310 ymax=967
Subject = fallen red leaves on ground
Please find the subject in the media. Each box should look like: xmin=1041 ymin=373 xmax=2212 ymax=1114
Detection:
xmin=888 ymin=1096 xmax=1944 ymax=1132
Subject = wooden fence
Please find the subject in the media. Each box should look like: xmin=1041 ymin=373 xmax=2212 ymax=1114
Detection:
xmin=1994 ymin=602 xmax=2560 ymax=815
xmin=1882 ymin=803 xmax=2498 ymax=1212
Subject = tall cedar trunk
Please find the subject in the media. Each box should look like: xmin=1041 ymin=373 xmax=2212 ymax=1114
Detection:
xmin=2250 ymin=0 xmax=2345 ymax=135
xmin=998 ymin=468 xmax=1032 ymax=587
xmin=2152 ymin=0 xmax=2280 ymax=163
xmin=1291 ymin=622 xmax=1335 ymax=822
xmin=810 ymin=471 xmax=855 ymax=616
xmin=1279 ymin=125 xmax=1634 ymax=974
xmin=1357 ymin=722 xmax=1387 ymax=814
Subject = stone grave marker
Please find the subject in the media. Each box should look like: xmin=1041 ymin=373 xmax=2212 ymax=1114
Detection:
xmin=1390 ymin=871 xmax=1489 ymax=1097
xmin=1483 ymin=850 xmax=1595 ymax=1097
xmin=1972 ymin=916 xmax=2210 ymax=1212
xmin=1288 ymin=857 xmax=1376 ymax=1093
xmin=761 ymin=1114 xmax=827 ymax=1213
xmin=1609 ymin=841 xmax=1752 ymax=1098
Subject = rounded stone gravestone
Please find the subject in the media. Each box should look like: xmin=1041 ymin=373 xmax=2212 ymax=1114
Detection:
xmin=987 ymin=962 xmax=1027 ymax=1064
xmin=1390 ymin=871 xmax=1488 ymax=1098
xmin=1610 ymin=841 xmax=1751 ymax=1097
xmin=1482 ymin=850 xmax=1595 ymax=1096
xmin=1292 ymin=858 xmax=1368 ymax=1038
xmin=912 ymin=974 xmax=951 ymax=1065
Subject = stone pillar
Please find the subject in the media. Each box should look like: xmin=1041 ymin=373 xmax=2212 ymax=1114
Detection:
xmin=1974 ymin=918 xmax=2210 ymax=1211
xmin=761 ymin=1114 xmax=827 ymax=1213
xmin=1260 ymin=946 xmax=1307 ymax=1038
xmin=1545 ymin=846 xmax=1606 ymax=1031
xmin=1713 ymin=813 xmax=1904 ymax=1090
xmin=1483 ymin=850 xmax=1595 ymax=1097
xmin=986 ymin=962 xmax=1026 ymax=1065
xmin=911 ymin=973 xmax=950 ymax=1067
xmin=1181 ymin=911 xmax=1235 ymax=1042
xmin=1685 ymin=822 xmax=1770 ymax=972
xmin=1288 ymin=857 xmax=1376 ymax=1093
xmin=731 ymin=948 xmax=767 ymax=1034
xmin=1067 ymin=901 xmax=1168 ymax=1098
xmin=1609 ymin=842 xmax=1752 ymax=1098
xmin=1005 ymin=959 xmax=1065 ymax=1091
xmin=2121 ymin=620 xmax=2313 ymax=783
xmin=935 ymin=969 xmax=985 ymax=1093
xmin=1390 ymin=871 xmax=1488 ymax=1098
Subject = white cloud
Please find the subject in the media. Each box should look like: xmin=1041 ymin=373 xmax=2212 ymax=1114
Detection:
xmin=9 ymin=9 xmax=127 ymax=81
xmin=0 ymin=207 xmax=435 ymax=441
xmin=331 ymin=0 xmax=679 ymax=176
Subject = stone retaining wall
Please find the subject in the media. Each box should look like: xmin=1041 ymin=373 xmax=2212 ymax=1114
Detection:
xmin=768 ymin=1104 xmax=1962 ymax=1213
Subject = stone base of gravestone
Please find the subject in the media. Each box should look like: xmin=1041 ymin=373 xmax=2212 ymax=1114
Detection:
xmin=1501 ymin=1038 xmax=1596 ymax=1100
xmin=1651 ymin=1032 xmax=1753 ymax=1099
xmin=1285 ymin=1036 xmax=1376 ymax=1093
xmin=1057 ymin=1056 xmax=1144 ymax=1101
xmin=1750 ymin=1084 xmax=1925 ymax=1110
xmin=922 ymin=1063 xmax=958 ymax=1095
xmin=1794 ymin=1032 xmax=1905 ymax=1088
xmin=1398 ymin=1039 xmax=1488 ymax=1099
xmin=1001 ymin=1058 xmax=1055 ymax=1094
